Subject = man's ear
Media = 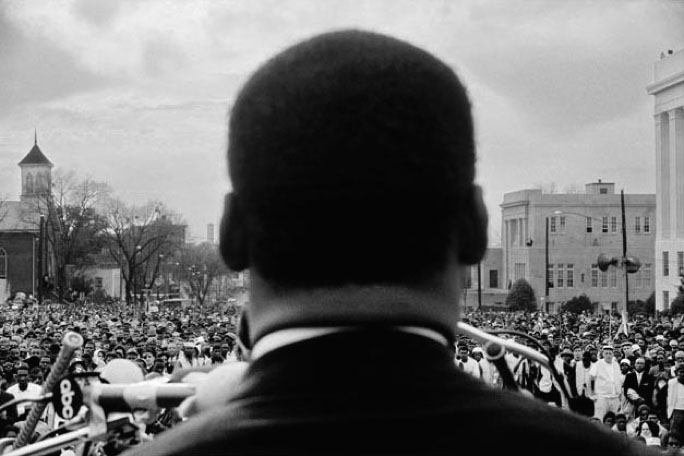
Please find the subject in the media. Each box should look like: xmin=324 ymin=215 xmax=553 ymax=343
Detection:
xmin=457 ymin=184 xmax=488 ymax=265
xmin=219 ymin=192 xmax=249 ymax=271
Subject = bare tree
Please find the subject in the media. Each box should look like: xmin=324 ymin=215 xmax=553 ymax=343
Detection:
xmin=182 ymin=242 xmax=228 ymax=307
xmin=100 ymin=200 xmax=185 ymax=306
xmin=21 ymin=170 xmax=111 ymax=301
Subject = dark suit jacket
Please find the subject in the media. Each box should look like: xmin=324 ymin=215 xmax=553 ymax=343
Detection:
xmin=623 ymin=370 xmax=655 ymax=408
xmin=0 ymin=390 xmax=17 ymax=437
xmin=123 ymin=331 xmax=660 ymax=456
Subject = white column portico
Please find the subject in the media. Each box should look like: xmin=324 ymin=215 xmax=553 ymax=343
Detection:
xmin=648 ymin=49 xmax=684 ymax=311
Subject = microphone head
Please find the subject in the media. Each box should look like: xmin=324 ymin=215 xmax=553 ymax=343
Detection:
xmin=100 ymin=359 xmax=144 ymax=384
xmin=484 ymin=341 xmax=505 ymax=361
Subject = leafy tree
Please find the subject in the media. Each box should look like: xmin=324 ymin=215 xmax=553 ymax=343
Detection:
xmin=671 ymin=295 xmax=684 ymax=316
xmin=562 ymin=295 xmax=593 ymax=314
xmin=671 ymin=273 xmax=684 ymax=315
xmin=627 ymin=299 xmax=654 ymax=316
xmin=505 ymin=278 xmax=537 ymax=312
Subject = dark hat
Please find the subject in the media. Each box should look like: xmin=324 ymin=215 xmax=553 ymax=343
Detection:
xmin=560 ymin=348 xmax=573 ymax=357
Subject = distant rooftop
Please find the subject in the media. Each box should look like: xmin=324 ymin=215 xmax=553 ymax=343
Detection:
xmin=18 ymin=136 xmax=53 ymax=167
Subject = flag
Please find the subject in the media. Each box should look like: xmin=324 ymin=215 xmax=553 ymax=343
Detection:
xmin=618 ymin=310 xmax=629 ymax=337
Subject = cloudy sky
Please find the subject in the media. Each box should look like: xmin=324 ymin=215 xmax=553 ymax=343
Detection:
xmin=0 ymin=0 xmax=682 ymax=245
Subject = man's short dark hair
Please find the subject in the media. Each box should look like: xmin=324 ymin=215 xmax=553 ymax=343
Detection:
xmin=227 ymin=29 xmax=477 ymax=287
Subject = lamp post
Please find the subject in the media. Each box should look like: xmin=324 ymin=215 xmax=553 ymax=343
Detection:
xmin=595 ymin=190 xmax=640 ymax=338
xmin=545 ymin=216 xmax=550 ymax=311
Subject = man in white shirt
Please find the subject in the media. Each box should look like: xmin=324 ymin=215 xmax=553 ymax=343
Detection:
xmin=6 ymin=364 xmax=42 ymax=420
xmin=589 ymin=345 xmax=622 ymax=420
xmin=455 ymin=344 xmax=481 ymax=379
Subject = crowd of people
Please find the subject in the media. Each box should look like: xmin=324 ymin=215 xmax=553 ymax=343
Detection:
xmin=2 ymin=292 xmax=684 ymax=454
xmin=0 ymin=297 xmax=242 ymax=439
xmin=458 ymin=309 xmax=684 ymax=452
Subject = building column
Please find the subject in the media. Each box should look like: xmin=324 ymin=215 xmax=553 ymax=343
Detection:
xmin=658 ymin=111 xmax=671 ymax=239
xmin=673 ymin=108 xmax=684 ymax=237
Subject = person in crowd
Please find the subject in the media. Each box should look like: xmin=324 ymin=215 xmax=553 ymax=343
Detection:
xmin=603 ymin=411 xmax=617 ymax=428
xmin=635 ymin=419 xmax=663 ymax=448
xmin=0 ymin=379 xmax=17 ymax=438
xmin=623 ymin=356 xmax=655 ymax=420
xmin=575 ymin=349 xmax=594 ymax=400
xmin=590 ymin=344 xmax=623 ymax=420
xmin=668 ymin=364 xmax=684 ymax=441
xmin=613 ymin=413 xmax=628 ymax=435
xmin=455 ymin=344 xmax=481 ymax=379
xmin=117 ymin=29 xmax=662 ymax=456
xmin=7 ymin=363 xmax=41 ymax=421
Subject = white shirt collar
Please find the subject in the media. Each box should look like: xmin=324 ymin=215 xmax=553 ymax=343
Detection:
xmin=250 ymin=326 xmax=449 ymax=361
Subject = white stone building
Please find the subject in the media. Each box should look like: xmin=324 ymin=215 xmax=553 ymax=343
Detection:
xmin=648 ymin=48 xmax=684 ymax=311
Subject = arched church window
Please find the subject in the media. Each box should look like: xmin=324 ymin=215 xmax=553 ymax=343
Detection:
xmin=0 ymin=248 xmax=6 ymax=279
xmin=26 ymin=173 xmax=34 ymax=194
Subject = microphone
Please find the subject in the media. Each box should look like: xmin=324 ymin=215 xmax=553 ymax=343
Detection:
xmin=13 ymin=331 xmax=83 ymax=449
xmin=484 ymin=341 xmax=519 ymax=392
xmin=91 ymin=382 xmax=196 ymax=412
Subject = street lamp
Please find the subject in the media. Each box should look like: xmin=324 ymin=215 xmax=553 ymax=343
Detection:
xmin=555 ymin=190 xmax=640 ymax=337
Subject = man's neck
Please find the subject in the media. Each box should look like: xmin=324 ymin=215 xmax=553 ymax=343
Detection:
xmin=247 ymin=267 xmax=463 ymax=346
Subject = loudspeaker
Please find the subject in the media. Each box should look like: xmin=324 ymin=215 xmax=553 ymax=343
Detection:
xmin=597 ymin=253 xmax=619 ymax=272
xmin=625 ymin=256 xmax=641 ymax=274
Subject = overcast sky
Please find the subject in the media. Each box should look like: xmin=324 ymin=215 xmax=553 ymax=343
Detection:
xmin=1 ymin=0 xmax=682 ymax=245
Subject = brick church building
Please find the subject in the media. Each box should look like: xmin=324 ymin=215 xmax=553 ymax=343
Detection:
xmin=0 ymin=134 xmax=53 ymax=302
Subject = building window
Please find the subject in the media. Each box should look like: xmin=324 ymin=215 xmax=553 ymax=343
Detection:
xmin=591 ymin=264 xmax=599 ymax=287
xmin=0 ymin=248 xmax=6 ymax=279
xmin=611 ymin=216 xmax=617 ymax=233
xmin=664 ymin=251 xmax=670 ymax=277
xmin=559 ymin=216 xmax=566 ymax=233
xmin=586 ymin=217 xmax=592 ymax=233
xmin=602 ymin=217 xmax=609 ymax=233
xmin=609 ymin=268 xmax=617 ymax=288
xmin=514 ymin=263 xmax=526 ymax=281
xmin=635 ymin=217 xmax=641 ymax=234
xmin=635 ymin=269 xmax=642 ymax=288
xmin=665 ymin=290 xmax=671 ymax=309
xmin=511 ymin=220 xmax=518 ymax=246
xmin=600 ymin=188 xmax=608 ymax=194
xmin=550 ymin=217 xmax=557 ymax=233
xmin=556 ymin=264 xmax=564 ymax=288
xmin=679 ymin=252 xmax=684 ymax=276
xmin=644 ymin=263 xmax=652 ymax=288
xmin=644 ymin=217 xmax=651 ymax=233
xmin=489 ymin=270 xmax=498 ymax=289
xmin=95 ymin=277 xmax=103 ymax=288
xmin=601 ymin=270 xmax=608 ymax=288
xmin=566 ymin=264 xmax=574 ymax=288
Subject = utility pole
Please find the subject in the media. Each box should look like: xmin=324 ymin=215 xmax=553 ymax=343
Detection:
xmin=620 ymin=189 xmax=629 ymax=335
xmin=37 ymin=215 xmax=45 ymax=305
xmin=477 ymin=262 xmax=482 ymax=311
xmin=545 ymin=216 xmax=550 ymax=312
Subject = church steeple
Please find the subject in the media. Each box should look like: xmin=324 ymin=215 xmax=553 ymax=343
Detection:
xmin=19 ymin=131 xmax=53 ymax=202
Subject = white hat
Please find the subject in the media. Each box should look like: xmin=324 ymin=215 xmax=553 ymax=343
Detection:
xmin=471 ymin=347 xmax=483 ymax=354
xmin=620 ymin=359 xmax=631 ymax=366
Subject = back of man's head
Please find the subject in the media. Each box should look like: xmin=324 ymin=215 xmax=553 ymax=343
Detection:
xmin=222 ymin=29 xmax=486 ymax=288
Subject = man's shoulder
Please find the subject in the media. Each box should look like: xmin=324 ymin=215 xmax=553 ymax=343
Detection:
xmin=121 ymin=390 xmax=652 ymax=456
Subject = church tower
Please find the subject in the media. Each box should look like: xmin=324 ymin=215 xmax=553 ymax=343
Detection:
xmin=18 ymin=131 xmax=53 ymax=203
